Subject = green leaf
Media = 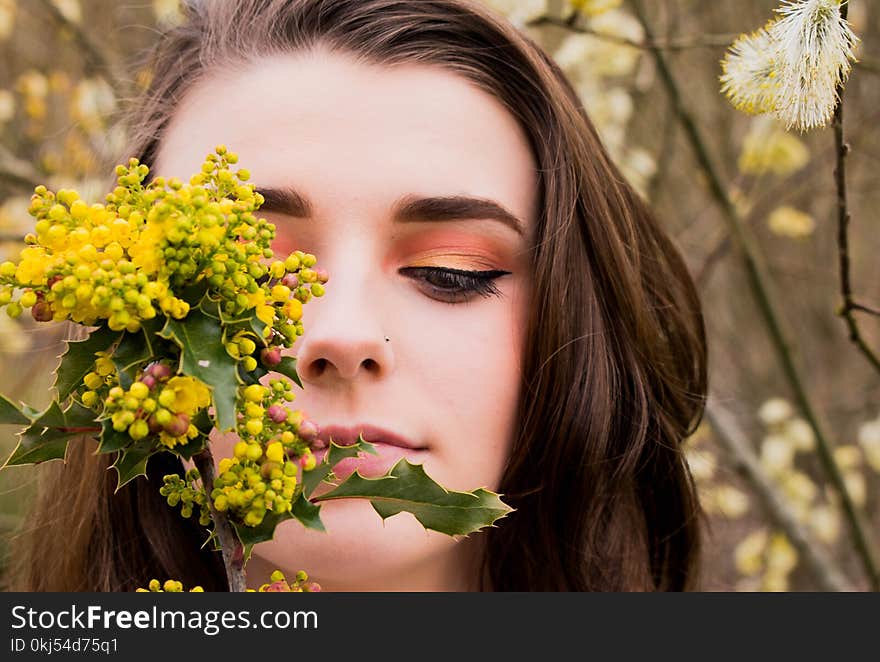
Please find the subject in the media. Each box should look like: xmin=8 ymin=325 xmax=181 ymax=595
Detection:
xmin=217 ymin=304 xmax=269 ymax=347
xmin=53 ymin=326 xmax=120 ymax=400
xmin=232 ymin=510 xmax=295 ymax=547
xmin=109 ymin=325 xmax=158 ymax=388
xmin=302 ymin=436 xmax=378 ymax=497
xmin=97 ymin=419 xmax=132 ymax=453
xmin=158 ymin=307 xmax=240 ymax=431
xmin=3 ymin=401 xmax=99 ymax=467
xmin=314 ymin=459 xmax=513 ymax=536
xmin=272 ymin=357 xmax=302 ymax=388
xmin=0 ymin=394 xmax=32 ymax=426
xmin=290 ymin=493 xmax=325 ymax=532
xmin=248 ymin=315 xmax=269 ymax=346
xmin=169 ymin=432 xmax=208 ymax=461
xmin=111 ymin=439 xmax=155 ymax=490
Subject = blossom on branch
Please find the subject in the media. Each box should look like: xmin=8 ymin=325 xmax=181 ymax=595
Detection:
xmin=720 ymin=0 xmax=859 ymax=132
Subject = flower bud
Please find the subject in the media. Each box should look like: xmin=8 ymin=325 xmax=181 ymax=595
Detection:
xmin=297 ymin=419 xmax=318 ymax=442
xmin=148 ymin=362 xmax=173 ymax=381
xmin=299 ymin=450 xmax=316 ymax=471
xmin=260 ymin=347 xmax=282 ymax=367
xmin=164 ymin=412 xmax=190 ymax=437
xmin=267 ymin=405 xmax=288 ymax=424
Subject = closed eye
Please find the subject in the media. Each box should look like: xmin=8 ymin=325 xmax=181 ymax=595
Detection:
xmin=399 ymin=266 xmax=511 ymax=304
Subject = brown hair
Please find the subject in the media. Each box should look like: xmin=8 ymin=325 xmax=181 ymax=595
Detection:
xmin=7 ymin=0 xmax=707 ymax=591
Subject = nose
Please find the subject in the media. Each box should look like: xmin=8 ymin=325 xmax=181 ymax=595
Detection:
xmin=291 ymin=258 xmax=394 ymax=385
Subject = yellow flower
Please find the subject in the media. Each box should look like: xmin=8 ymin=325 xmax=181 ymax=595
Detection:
xmin=767 ymin=206 xmax=815 ymax=239
xmin=758 ymin=396 xmax=794 ymax=427
xmin=567 ymin=0 xmax=622 ymax=17
xmin=162 ymin=376 xmax=211 ymax=415
xmin=734 ymin=528 xmax=768 ymax=577
xmin=857 ymin=418 xmax=880 ymax=473
xmin=808 ymin=505 xmax=840 ymax=544
xmin=713 ymin=485 xmax=750 ymax=519
xmin=721 ymin=24 xmax=781 ymax=116
xmin=738 ymin=117 xmax=809 ymax=176
xmin=760 ymin=434 xmax=795 ymax=477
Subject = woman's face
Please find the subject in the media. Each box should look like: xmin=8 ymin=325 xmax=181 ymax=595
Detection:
xmin=154 ymin=48 xmax=538 ymax=590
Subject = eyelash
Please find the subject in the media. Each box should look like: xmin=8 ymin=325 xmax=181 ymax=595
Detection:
xmin=399 ymin=266 xmax=511 ymax=303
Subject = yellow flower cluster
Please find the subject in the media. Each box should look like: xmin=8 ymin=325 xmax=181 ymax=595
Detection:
xmin=137 ymin=579 xmax=204 ymax=592
xmin=250 ymin=569 xmax=320 ymax=592
xmin=89 ymin=361 xmax=211 ymax=449
xmin=212 ymin=444 xmax=300 ymax=527
xmin=0 ymin=146 xmax=327 ymax=340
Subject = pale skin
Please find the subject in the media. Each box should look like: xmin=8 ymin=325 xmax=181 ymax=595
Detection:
xmin=154 ymin=46 xmax=538 ymax=591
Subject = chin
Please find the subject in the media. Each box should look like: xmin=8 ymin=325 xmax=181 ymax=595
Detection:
xmin=252 ymin=499 xmax=471 ymax=591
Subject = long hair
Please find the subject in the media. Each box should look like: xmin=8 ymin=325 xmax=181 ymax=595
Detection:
xmin=8 ymin=0 xmax=708 ymax=591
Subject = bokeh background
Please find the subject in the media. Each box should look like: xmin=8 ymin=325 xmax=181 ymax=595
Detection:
xmin=0 ymin=0 xmax=878 ymax=591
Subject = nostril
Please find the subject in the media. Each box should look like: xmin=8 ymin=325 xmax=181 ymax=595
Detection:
xmin=363 ymin=358 xmax=378 ymax=372
xmin=311 ymin=357 xmax=328 ymax=376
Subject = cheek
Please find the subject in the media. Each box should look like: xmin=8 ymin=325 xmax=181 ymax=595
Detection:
xmin=413 ymin=287 xmax=526 ymax=490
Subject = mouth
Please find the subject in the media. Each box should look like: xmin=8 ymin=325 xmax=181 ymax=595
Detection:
xmin=308 ymin=423 xmax=429 ymax=480
xmin=314 ymin=423 xmax=427 ymax=451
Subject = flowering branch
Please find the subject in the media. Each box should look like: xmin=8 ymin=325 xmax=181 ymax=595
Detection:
xmin=706 ymin=398 xmax=853 ymax=591
xmin=627 ymin=0 xmax=880 ymax=591
xmin=832 ymin=4 xmax=880 ymax=375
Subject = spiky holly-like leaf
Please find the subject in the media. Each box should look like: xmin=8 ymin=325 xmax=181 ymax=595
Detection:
xmin=3 ymin=401 xmax=99 ymax=467
xmin=314 ymin=459 xmax=513 ymax=536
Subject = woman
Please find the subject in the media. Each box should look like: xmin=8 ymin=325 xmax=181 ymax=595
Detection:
xmin=10 ymin=0 xmax=707 ymax=591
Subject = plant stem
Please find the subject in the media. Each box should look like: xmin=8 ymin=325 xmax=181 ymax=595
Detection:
xmin=526 ymin=14 xmax=736 ymax=51
xmin=627 ymin=0 xmax=880 ymax=591
xmin=706 ymin=399 xmax=853 ymax=592
xmin=833 ymin=4 xmax=880 ymax=375
xmin=193 ymin=447 xmax=247 ymax=592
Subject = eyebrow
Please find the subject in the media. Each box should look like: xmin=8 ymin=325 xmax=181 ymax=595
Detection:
xmin=254 ymin=186 xmax=526 ymax=237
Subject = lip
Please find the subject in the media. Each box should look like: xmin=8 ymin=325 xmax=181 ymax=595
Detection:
xmin=315 ymin=423 xmax=427 ymax=451
xmin=310 ymin=423 xmax=429 ymax=482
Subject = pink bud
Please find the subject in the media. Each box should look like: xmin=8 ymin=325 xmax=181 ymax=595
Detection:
xmin=281 ymin=273 xmax=299 ymax=289
xmin=264 ymin=581 xmax=289 ymax=592
xmin=147 ymin=415 xmax=162 ymax=434
xmin=164 ymin=412 xmax=190 ymax=437
xmin=305 ymin=582 xmax=322 ymax=592
xmin=310 ymin=436 xmax=328 ymax=451
xmin=31 ymin=301 xmax=53 ymax=322
xmin=141 ymin=375 xmax=157 ymax=390
xmin=314 ymin=268 xmax=329 ymax=284
xmin=267 ymin=404 xmax=288 ymax=424
xmin=260 ymin=347 xmax=282 ymax=367
xmin=297 ymin=419 xmax=318 ymax=442
xmin=148 ymin=363 xmax=173 ymax=381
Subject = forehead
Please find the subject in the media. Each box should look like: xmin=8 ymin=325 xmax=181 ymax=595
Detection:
xmin=154 ymin=48 xmax=538 ymax=228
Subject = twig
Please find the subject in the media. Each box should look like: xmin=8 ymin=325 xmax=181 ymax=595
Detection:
xmin=833 ymin=2 xmax=880 ymax=376
xmin=851 ymin=302 xmax=880 ymax=317
xmin=627 ymin=0 xmax=880 ymax=591
xmin=527 ymin=14 xmax=736 ymax=51
xmin=193 ymin=447 xmax=246 ymax=592
xmin=706 ymin=398 xmax=854 ymax=592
